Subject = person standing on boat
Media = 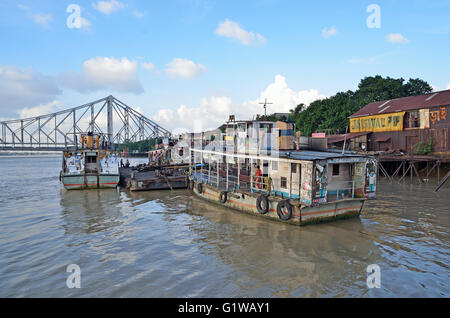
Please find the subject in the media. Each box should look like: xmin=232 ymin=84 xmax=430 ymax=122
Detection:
xmin=369 ymin=170 xmax=375 ymax=192
xmin=255 ymin=165 xmax=262 ymax=189
xmin=120 ymin=158 xmax=124 ymax=168
xmin=126 ymin=159 xmax=130 ymax=168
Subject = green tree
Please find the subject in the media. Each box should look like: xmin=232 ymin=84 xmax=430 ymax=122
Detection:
xmin=286 ymin=75 xmax=432 ymax=136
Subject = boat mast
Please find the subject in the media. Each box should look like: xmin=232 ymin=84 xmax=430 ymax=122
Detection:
xmin=259 ymin=98 xmax=273 ymax=119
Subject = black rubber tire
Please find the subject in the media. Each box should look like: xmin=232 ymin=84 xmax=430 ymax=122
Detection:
xmin=197 ymin=183 xmax=203 ymax=194
xmin=277 ymin=200 xmax=293 ymax=221
xmin=188 ymin=179 xmax=195 ymax=190
xmin=256 ymin=195 xmax=269 ymax=214
xmin=219 ymin=191 xmax=227 ymax=203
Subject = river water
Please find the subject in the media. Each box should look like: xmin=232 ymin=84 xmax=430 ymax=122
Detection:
xmin=0 ymin=155 xmax=448 ymax=297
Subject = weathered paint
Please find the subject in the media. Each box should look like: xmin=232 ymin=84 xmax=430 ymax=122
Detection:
xmin=192 ymin=180 xmax=364 ymax=226
xmin=62 ymin=174 xmax=119 ymax=190
xmin=350 ymin=112 xmax=405 ymax=133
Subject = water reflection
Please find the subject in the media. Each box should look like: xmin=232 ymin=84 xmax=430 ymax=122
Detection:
xmin=60 ymin=189 xmax=124 ymax=235
xmin=1 ymin=156 xmax=448 ymax=297
xmin=182 ymin=195 xmax=385 ymax=297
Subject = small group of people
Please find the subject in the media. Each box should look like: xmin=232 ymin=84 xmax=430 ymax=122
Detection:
xmin=120 ymin=158 xmax=130 ymax=168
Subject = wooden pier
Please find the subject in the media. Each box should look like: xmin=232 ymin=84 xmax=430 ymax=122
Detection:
xmin=376 ymin=154 xmax=449 ymax=186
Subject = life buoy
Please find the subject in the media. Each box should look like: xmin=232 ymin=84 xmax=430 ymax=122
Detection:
xmin=197 ymin=183 xmax=203 ymax=194
xmin=277 ymin=200 xmax=293 ymax=220
xmin=219 ymin=191 xmax=227 ymax=203
xmin=256 ymin=195 xmax=269 ymax=214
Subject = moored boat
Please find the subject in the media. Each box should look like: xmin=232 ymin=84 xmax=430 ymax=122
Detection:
xmin=187 ymin=118 xmax=377 ymax=226
xmin=61 ymin=132 xmax=119 ymax=190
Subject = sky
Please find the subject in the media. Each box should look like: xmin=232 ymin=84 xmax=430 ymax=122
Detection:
xmin=0 ymin=0 xmax=449 ymax=133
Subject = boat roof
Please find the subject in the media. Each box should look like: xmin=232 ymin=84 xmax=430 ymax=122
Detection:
xmin=278 ymin=149 xmax=366 ymax=161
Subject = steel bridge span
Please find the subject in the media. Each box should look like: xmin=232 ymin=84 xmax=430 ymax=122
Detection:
xmin=0 ymin=96 xmax=171 ymax=151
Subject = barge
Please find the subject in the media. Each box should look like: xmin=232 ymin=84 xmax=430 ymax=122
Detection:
xmin=187 ymin=119 xmax=377 ymax=226
xmin=61 ymin=132 xmax=119 ymax=190
xmin=120 ymin=164 xmax=189 ymax=191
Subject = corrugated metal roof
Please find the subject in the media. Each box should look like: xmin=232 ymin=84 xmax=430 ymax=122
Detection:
xmin=327 ymin=132 xmax=369 ymax=144
xmin=350 ymin=89 xmax=450 ymax=118
xmin=278 ymin=150 xmax=364 ymax=161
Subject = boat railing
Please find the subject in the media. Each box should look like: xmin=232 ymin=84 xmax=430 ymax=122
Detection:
xmin=326 ymin=180 xmax=355 ymax=201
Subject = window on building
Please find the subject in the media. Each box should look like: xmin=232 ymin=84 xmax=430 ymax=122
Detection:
xmin=291 ymin=163 xmax=297 ymax=173
xmin=272 ymin=161 xmax=278 ymax=171
xmin=281 ymin=177 xmax=287 ymax=189
xmin=405 ymin=111 xmax=420 ymax=128
xmin=332 ymin=164 xmax=340 ymax=176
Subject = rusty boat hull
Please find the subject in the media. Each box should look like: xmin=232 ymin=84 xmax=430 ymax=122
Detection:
xmin=190 ymin=180 xmax=364 ymax=226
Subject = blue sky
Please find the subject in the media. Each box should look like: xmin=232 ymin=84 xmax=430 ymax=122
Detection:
xmin=0 ymin=0 xmax=449 ymax=131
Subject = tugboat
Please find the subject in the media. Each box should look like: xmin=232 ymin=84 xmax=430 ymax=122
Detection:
xmin=61 ymin=132 xmax=119 ymax=190
xmin=188 ymin=118 xmax=377 ymax=226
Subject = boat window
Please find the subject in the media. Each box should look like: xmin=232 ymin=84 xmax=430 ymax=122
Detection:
xmin=272 ymin=161 xmax=278 ymax=171
xmin=86 ymin=156 xmax=97 ymax=163
xmin=291 ymin=163 xmax=297 ymax=173
xmin=332 ymin=164 xmax=340 ymax=176
xmin=238 ymin=123 xmax=246 ymax=132
xmin=281 ymin=177 xmax=287 ymax=189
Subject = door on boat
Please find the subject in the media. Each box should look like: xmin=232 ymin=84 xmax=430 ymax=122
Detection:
xmin=85 ymin=154 xmax=98 ymax=173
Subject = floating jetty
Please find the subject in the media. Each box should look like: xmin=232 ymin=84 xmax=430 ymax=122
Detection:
xmin=119 ymin=164 xmax=189 ymax=191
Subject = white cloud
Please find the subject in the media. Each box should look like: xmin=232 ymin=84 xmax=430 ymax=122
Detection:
xmin=60 ymin=57 xmax=143 ymax=93
xmin=165 ymin=58 xmax=206 ymax=79
xmin=153 ymin=75 xmax=325 ymax=132
xmin=32 ymin=13 xmax=52 ymax=28
xmin=141 ymin=62 xmax=155 ymax=71
xmin=215 ymin=19 xmax=266 ymax=45
xmin=153 ymin=96 xmax=232 ymax=133
xmin=18 ymin=100 xmax=62 ymax=119
xmin=386 ymin=33 xmax=409 ymax=44
xmin=432 ymin=84 xmax=441 ymax=92
xmin=446 ymin=83 xmax=450 ymax=90
xmin=133 ymin=10 xmax=145 ymax=18
xmin=322 ymin=26 xmax=338 ymax=38
xmin=18 ymin=4 xmax=30 ymax=10
xmin=0 ymin=65 xmax=62 ymax=117
xmin=92 ymin=0 xmax=124 ymax=15
xmin=240 ymin=75 xmax=326 ymax=116
xmin=79 ymin=17 xmax=92 ymax=30
xmin=347 ymin=56 xmax=377 ymax=64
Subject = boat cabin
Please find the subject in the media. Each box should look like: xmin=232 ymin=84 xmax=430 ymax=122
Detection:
xmin=61 ymin=132 xmax=119 ymax=190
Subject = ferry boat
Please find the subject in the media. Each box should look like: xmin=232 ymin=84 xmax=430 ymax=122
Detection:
xmin=61 ymin=132 xmax=119 ymax=190
xmin=187 ymin=119 xmax=377 ymax=226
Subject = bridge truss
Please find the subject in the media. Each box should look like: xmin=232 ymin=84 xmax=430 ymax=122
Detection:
xmin=0 ymin=96 xmax=171 ymax=151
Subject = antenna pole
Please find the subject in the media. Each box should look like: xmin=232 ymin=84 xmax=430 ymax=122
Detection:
xmin=259 ymin=98 xmax=273 ymax=120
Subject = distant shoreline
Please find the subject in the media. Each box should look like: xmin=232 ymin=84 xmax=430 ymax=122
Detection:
xmin=0 ymin=152 xmax=60 ymax=157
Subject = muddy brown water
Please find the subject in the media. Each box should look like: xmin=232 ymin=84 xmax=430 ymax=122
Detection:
xmin=0 ymin=156 xmax=448 ymax=297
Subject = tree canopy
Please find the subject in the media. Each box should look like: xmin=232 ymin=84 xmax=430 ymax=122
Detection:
xmin=285 ymin=75 xmax=433 ymax=136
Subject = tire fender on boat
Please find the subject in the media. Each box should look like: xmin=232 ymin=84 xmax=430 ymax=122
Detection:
xmin=189 ymin=179 xmax=195 ymax=190
xmin=256 ymin=195 xmax=269 ymax=214
xmin=277 ymin=200 xmax=293 ymax=220
xmin=219 ymin=191 xmax=227 ymax=203
xmin=197 ymin=182 xmax=203 ymax=194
